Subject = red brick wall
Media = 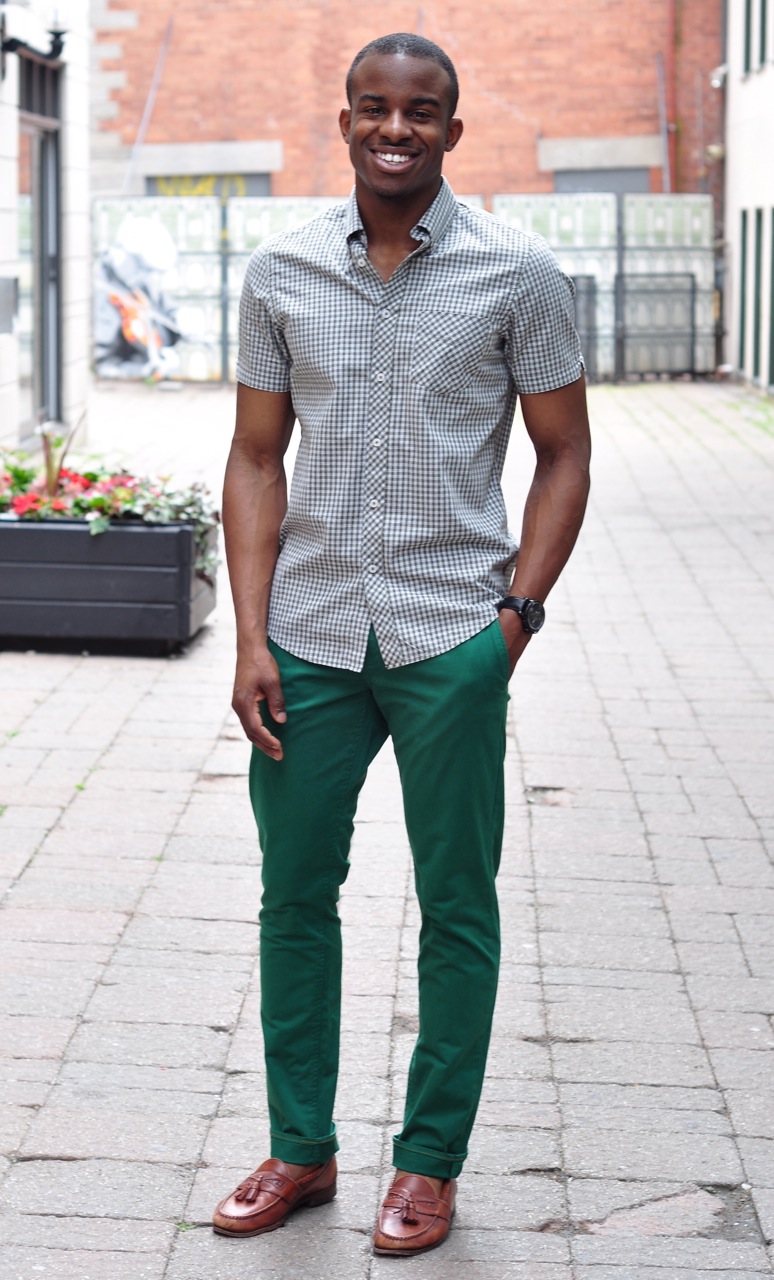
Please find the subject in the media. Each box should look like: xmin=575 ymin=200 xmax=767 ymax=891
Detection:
xmin=96 ymin=0 xmax=723 ymax=204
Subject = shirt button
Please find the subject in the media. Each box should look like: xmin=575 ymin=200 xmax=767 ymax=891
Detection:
xmin=372 ymin=438 xmax=382 ymax=447
xmin=368 ymin=563 xmax=378 ymax=573
xmin=355 ymin=258 xmax=368 ymax=270
xmin=369 ymin=499 xmax=380 ymax=509
xmin=374 ymin=372 xmax=386 ymax=383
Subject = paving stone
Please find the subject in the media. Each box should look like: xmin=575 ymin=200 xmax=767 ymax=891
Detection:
xmin=65 ymin=1020 xmax=231 ymax=1068
xmin=161 ymin=834 xmax=260 ymax=865
xmin=738 ymin=1138 xmax=774 ymax=1189
xmin=0 ymin=1158 xmax=191 ymax=1218
xmin=695 ymin=1011 xmax=774 ymax=1051
xmin=373 ymin=1265 xmax=569 ymax=1280
xmin=7 ymin=868 xmax=146 ymax=913
xmin=85 ymin=968 xmax=244 ymax=1026
xmin=0 ymin=1213 xmax=175 ymax=1250
xmin=580 ymin=1187 xmax=726 ymax=1235
xmin=164 ymin=1225 xmax=371 ymax=1280
xmin=547 ymin=999 xmax=699 ymax=1045
xmin=0 ymin=907 xmax=126 ymax=945
xmin=686 ymin=976 xmax=774 ymax=1013
xmin=539 ymin=933 xmax=677 ymax=970
xmin=0 ymin=1015 xmax=75 ymax=1060
xmin=710 ymin=1049 xmax=774 ymax=1092
xmin=567 ymin=1177 xmax=696 ymax=1221
xmin=725 ymin=1092 xmax=774 ymax=1141
xmin=562 ymin=1101 xmax=731 ymax=1136
xmin=751 ymin=1188 xmax=774 ymax=1245
xmin=466 ymin=1126 xmax=560 ymax=1174
xmin=19 ymin=1105 xmax=209 ymax=1163
xmin=552 ymin=1041 xmax=715 ymax=1088
xmin=571 ymin=1236 xmax=769 ymax=1269
xmin=676 ymin=941 xmax=752 ymax=976
xmin=0 ymin=974 xmax=96 ymax=1018
xmin=0 ymin=1245 xmax=169 ymax=1279
xmin=119 ymin=913 xmax=258 ymax=954
xmin=563 ymin=1128 xmax=744 ymax=1183
xmin=56 ymin=1059 xmax=222 ymax=1098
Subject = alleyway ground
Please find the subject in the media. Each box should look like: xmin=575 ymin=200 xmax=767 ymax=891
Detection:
xmin=0 ymin=379 xmax=773 ymax=1279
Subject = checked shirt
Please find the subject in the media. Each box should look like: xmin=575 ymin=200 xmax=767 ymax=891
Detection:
xmin=237 ymin=178 xmax=583 ymax=671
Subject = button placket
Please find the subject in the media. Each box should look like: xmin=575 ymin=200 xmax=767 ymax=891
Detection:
xmin=361 ymin=273 xmax=405 ymax=612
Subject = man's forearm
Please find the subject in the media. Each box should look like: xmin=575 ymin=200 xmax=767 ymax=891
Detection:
xmin=222 ymin=440 xmax=288 ymax=650
xmin=509 ymin=446 xmax=590 ymax=602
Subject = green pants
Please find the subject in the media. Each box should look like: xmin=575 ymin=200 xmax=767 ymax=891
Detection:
xmin=249 ymin=622 xmax=510 ymax=1180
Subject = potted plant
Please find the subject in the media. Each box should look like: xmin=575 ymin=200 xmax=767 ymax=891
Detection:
xmin=0 ymin=425 xmax=219 ymax=648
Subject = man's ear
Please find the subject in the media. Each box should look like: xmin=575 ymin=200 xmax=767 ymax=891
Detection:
xmin=445 ymin=116 xmax=464 ymax=153
xmin=339 ymin=107 xmax=352 ymax=144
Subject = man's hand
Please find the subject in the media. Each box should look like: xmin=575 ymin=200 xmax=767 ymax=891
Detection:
xmin=497 ymin=608 xmax=532 ymax=675
xmin=232 ymin=646 xmax=287 ymax=760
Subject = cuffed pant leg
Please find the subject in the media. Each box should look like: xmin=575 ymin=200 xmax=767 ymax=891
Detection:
xmin=372 ymin=622 xmax=510 ymax=1180
xmin=250 ymin=641 xmax=388 ymax=1166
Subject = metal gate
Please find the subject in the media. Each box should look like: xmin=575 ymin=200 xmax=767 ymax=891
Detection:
xmin=572 ymin=275 xmax=598 ymax=380
xmin=615 ymin=273 xmax=697 ymax=378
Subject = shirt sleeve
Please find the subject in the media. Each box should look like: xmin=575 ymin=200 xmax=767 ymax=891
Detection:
xmin=235 ymin=245 xmax=291 ymax=391
xmin=507 ymin=234 xmax=585 ymax=395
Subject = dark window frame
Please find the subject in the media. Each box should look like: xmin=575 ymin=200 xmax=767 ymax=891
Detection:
xmin=739 ymin=209 xmax=748 ymax=371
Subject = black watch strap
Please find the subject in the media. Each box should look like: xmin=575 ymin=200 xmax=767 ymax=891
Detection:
xmin=496 ymin=596 xmax=546 ymax=634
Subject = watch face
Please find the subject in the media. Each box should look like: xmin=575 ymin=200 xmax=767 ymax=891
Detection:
xmin=523 ymin=600 xmax=545 ymax=632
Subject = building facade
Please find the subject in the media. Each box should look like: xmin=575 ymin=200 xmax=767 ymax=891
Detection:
xmin=91 ymin=0 xmax=724 ymax=212
xmin=0 ymin=0 xmax=91 ymax=448
xmin=725 ymin=0 xmax=774 ymax=388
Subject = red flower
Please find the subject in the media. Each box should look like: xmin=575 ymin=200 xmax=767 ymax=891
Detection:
xmin=60 ymin=468 xmax=91 ymax=490
xmin=50 ymin=498 xmax=68 ymax=511
xmin=12 ymin=493 xmax=45 ymax=514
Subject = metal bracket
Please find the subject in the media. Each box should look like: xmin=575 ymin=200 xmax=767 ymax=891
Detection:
xmin=1 ymin=11 xmax=66 ymax=81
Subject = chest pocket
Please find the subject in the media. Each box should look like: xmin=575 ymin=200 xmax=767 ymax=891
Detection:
xmin=409 ymin=311 xmax=500 ymax=394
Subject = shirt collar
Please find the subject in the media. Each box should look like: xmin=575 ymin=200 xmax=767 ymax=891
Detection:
xmin=345 ymin=177 xmax=458 ymax=249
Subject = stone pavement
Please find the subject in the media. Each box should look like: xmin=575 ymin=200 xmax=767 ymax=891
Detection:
xmin=1 ymin=378 xmax=773 ymax=1279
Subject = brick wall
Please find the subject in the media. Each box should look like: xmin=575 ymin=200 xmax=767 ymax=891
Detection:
xmin=93 ymin=0 xmax=723 ymax=206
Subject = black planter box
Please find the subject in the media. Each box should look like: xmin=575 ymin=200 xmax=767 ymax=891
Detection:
xmin=0 ymin=519 xmax=217 ymax=645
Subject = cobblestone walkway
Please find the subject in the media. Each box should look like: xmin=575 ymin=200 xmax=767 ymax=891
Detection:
xmin=1 ymin=381 xmax=773 ymax=1278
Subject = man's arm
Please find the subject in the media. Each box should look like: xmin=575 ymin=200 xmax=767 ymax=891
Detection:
xmin=498 ymin=373 xmax=591 ymax=670
xmin=223 ymin=382 xmax=296 ymax=759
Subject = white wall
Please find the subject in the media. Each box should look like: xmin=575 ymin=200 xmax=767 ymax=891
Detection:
xmin=725 ymin=0 xmax=774 ymax=387
xmin=0 ymin=0 xmax=91 ymax=448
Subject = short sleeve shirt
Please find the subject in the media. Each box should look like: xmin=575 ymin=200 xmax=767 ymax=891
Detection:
xmin=237 ymin=178 xmax=583 ymax=671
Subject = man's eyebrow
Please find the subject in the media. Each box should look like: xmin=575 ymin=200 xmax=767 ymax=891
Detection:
xmin=356 ymin=93 xmax=443 ymax=108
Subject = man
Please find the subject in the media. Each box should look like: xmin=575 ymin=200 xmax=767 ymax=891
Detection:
xmin=213 ymin=32 xmax=590 ymax=1257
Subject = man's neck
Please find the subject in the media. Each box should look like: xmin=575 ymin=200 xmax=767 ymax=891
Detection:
xmin=355 ymin=177 xmax=442 ymax=252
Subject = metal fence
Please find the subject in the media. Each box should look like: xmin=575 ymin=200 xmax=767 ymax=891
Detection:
xmin=92 ymin=191 xmax=715 ymax=384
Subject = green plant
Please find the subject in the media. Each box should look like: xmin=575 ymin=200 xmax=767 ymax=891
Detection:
xmin=0 ymin=442 xmax=220 ymax=584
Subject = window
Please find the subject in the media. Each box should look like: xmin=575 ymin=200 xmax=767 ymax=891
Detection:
xmin=769 ymin=210 xmax=774 ymax=388
xmin=753 ymin=208 xmax=763 ymax=380
xmin=17 ymin=56 xmax=61 ymax=441
xmin=739 ymin=210 xmax=748 ymax=371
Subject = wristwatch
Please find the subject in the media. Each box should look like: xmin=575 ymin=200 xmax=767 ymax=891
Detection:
xmin=496 ymin=596 xmax=546 ymax=634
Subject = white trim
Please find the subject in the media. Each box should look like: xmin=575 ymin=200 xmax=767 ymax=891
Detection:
xmin=537 ymin=135 xmax=663 ymax=172
xmin=135 ymin=140 xmax=284 ymax=176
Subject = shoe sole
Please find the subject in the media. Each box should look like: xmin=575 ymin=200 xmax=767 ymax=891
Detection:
xmin=212 ymin=1182 xmax=337 ymax=1238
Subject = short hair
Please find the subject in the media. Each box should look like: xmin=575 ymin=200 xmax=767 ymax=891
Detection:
xmin=346 ymin=33 xmax=459 ymax=118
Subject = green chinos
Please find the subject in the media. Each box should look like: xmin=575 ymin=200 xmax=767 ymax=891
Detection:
xmin=249 ymin=621 xmax=510 ymax=1180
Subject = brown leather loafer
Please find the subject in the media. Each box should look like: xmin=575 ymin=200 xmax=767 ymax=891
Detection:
xmin=373 ymin=1173 xmax=456 ymax=1256
xmin=212 ymin=1157 xmax=337 ymax=1237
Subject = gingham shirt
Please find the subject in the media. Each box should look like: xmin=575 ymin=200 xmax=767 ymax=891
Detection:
xmin=237 ymin=178 xmax=583 ymax=671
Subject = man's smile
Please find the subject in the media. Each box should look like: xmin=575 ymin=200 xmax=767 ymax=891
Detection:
xmin=371 ymin=150 xmax=419 ymax=171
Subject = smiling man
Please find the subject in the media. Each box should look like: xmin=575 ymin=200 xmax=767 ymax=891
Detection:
xmin=213 ymin=32 xmax=590 ymax=1257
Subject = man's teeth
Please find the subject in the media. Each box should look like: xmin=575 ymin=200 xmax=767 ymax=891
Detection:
xmin=377 ymin=153 xmax=411 ymax=164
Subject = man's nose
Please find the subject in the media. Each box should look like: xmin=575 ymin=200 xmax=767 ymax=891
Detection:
xmin=380 ymin=109 xmax=411 ymax=140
